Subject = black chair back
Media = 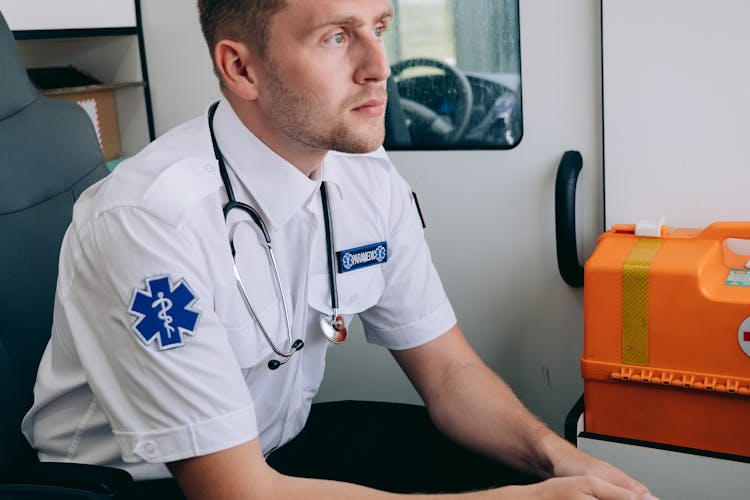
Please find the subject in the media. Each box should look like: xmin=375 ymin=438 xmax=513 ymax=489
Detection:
xmin=0 ymin=10 xmax=110 ymax=465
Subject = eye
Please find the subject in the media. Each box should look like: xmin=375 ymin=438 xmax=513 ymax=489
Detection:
xmin=325 ymin=32 xmax=347 ymax=46
xmin=375 ymin=18 xmax=390 ymax=40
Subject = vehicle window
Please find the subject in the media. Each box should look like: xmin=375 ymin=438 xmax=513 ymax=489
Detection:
xmin=384 ymin=0 xmax=522 ymax=150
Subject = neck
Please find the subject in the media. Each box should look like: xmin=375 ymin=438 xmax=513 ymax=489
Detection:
xmin=225 ymin=94 xmax=326 ymax=178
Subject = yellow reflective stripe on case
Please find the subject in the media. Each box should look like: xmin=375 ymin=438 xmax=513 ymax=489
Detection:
xmin=622 ymin=238 xmax=662 ymax=366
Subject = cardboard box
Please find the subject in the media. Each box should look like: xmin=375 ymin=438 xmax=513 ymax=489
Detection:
xmin=582 ymin=222 xmax=750 ymax=457
xmin=27 ymin=66 xmax=129 ymax=161
xmin=52 ymin=89 xmax=121 ymax=161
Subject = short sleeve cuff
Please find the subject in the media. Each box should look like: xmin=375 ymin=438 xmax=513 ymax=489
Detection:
xmin=113 ymin=405 xmax=258 ymax=463
xmin=363 ymin=300 xmax=457 ymax=350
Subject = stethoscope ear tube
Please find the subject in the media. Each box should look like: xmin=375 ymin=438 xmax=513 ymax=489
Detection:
xmin=320 ymin=183 xmax=338 ymax=310
xmin=268 ymin=340 xmax=305 ymax=370
xmin=319 ymin=183 xmax=348 ymax=344
xmin=225 ymin=201 xmax=271 ymax=244
xmin=231 ymin=259 xmax=299 ymax=356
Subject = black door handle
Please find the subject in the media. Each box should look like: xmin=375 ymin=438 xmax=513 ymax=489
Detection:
xmin=555 ymin=151 xmax=585 ymax=288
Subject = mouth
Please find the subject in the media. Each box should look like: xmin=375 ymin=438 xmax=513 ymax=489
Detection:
xmin=352 ymin=97 xmax=387 ymax=117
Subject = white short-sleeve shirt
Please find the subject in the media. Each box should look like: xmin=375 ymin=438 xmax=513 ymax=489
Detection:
xmin=21 ymin=99 xmax=456 ymax=480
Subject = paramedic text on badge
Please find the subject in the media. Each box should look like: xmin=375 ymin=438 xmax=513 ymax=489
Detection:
xmin=337 ymin=242 xmax=388 ymax=273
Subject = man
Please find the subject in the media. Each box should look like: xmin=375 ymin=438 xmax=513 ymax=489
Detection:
xmin=23 ymin=0 xmax=655 ymax=498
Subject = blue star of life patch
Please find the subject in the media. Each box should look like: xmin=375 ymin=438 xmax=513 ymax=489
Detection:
xmin=128 ymin=275 xmax=200 ymax=350
xmin=336 ymin=241 xmax=388 ymax=273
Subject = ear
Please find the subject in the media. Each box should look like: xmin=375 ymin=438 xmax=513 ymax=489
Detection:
xmin=214 ymin=40 xmax=260 ymax=100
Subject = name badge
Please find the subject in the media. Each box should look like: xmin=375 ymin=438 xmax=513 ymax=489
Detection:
xmin=337 ymin=242 xmax=388 ymax=273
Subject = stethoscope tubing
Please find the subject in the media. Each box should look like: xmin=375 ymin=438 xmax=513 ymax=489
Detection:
xmin=228 ymin=220 xmax=294 ymax=351
xmin=208 ymin=101 xmax=343 ymax=368
xmin=320 ymin=182 xmax=340 ymax=317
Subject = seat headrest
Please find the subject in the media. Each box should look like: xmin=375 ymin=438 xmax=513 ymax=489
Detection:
xmin=0 ymin=11 xmax=38 ymax=120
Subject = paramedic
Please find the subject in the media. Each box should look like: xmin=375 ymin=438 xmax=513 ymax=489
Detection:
xmin=22 ymin=0 xmax=655 ymax=499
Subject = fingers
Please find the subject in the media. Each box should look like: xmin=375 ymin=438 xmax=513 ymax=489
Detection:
xmin=592 ymin=461 xmax=652 ymax=497
xmin=582 ymin=475 xmax=659 ymax=500
xmin=546 ymin=438 xmax=654 ymax=497
xmin=521 ymin=476 xmax=658 ymax=500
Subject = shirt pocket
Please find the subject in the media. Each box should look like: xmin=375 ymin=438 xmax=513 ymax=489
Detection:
xmin=215 ymin=257 xmax=290 ymax=369
xmin=307 ymin=265 xmax=386 ymax=317
xmin=222 ymin=302 xmax=285 ymax=369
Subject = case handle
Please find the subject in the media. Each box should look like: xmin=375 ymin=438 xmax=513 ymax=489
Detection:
xmin=698 ymin=221 xmax=750 ymax=241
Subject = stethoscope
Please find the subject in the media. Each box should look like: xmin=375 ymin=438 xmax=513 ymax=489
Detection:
xmin=208 ymin=101 xmax=347 ymax=370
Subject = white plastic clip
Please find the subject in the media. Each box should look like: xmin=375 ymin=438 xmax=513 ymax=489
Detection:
xmin=635 ymin=217 xmax=665 ymax=238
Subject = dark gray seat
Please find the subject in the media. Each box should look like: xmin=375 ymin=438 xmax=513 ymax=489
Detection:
xmin=0 ymin=10 xmax=132 ymax=498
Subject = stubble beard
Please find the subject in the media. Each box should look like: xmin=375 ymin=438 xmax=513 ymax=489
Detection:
xmin=264 ymin=62 xmax=386 ymax=155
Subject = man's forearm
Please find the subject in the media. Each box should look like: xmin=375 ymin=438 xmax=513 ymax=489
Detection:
xmin=390 ymin=326 xmax=567 ymax=478
xmin=421 ymin=356 xmax=559 ymax=478
xmin=278 ymin=475 xmax=527 ymax=500
xmin=169 ymin=438 xmax=529 ymax=500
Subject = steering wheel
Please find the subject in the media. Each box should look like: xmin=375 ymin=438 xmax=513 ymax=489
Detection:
xmin=390 ymin=57 xmax=474 ymax=145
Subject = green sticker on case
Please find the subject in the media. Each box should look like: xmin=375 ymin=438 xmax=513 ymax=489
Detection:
xmin=726 ymin=269 xmax=750 ymax=287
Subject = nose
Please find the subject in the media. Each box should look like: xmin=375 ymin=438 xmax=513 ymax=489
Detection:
xmin=353 ymin=33 xmax=391 ymax=84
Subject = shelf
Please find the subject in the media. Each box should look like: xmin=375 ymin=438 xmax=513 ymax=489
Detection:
xmin=0 ymin=0 xmax=137 ymax=31
xmin=39 ymin=81 xmax=145 ymax=96
xmin=6 ymin=0 xmax=155 ymax=153
xmin=12 ymin=28 xmax=138 ymax=40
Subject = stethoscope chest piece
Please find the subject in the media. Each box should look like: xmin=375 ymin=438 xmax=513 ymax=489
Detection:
xmin=320 ymin=314 xmax=347 ymax=344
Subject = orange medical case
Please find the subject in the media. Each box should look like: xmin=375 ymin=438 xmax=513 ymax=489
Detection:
xmin=582 ymin=222 xmax=750 ymax=457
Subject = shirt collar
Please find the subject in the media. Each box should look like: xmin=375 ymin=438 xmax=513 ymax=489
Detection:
xmin=212 ymin=98 xmax=341 ymax=231
xmin=310 ymin=155 xmax=344 ymax=202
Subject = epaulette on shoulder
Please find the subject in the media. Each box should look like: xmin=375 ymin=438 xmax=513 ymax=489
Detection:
xmin=142 ymin=157 xmax=223 ymax=228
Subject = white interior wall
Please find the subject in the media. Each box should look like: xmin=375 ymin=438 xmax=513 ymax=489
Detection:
xmin=0 ymin=0 xmax=135 ymax=30
xmin=139 ymin=0 xmax=219 ymax=135
xmin=603 ymin=0 xmax=750 ymax=229
xmin=137 ymin=0 xmax=603 ymax=434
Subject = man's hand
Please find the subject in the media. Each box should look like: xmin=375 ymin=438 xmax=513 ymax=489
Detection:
xmin=539 ymin=432 xmax=652 ymax=496
xmin=503 ymin=476 xmax=658 ymax=500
